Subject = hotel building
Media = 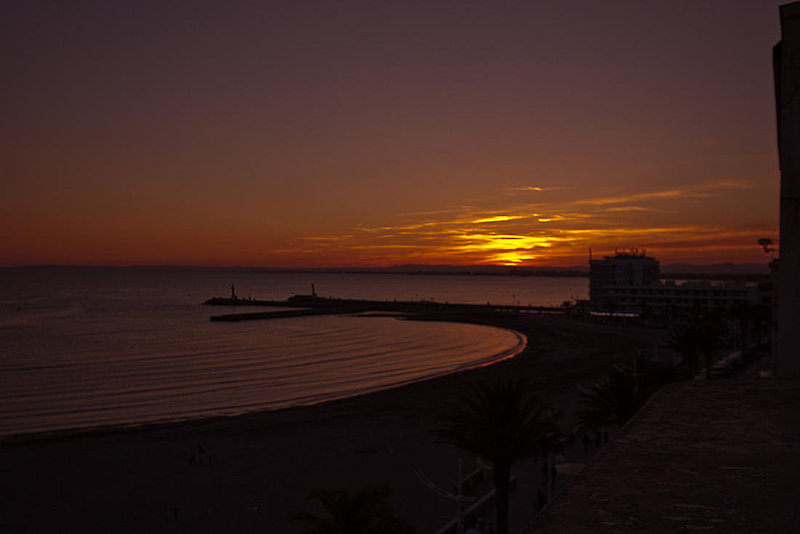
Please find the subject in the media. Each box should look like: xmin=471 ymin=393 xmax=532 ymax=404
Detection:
xmin=589 ymin=249 xmax=763 ymax=319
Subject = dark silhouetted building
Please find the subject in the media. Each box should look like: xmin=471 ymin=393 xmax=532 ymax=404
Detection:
xmin=773 ymin=1 xmax=800 ymax=377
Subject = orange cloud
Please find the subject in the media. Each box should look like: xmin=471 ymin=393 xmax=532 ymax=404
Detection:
xmin=573 ymin=180 xmax=758 ymax=207
xmin=283 ymin=180 xmax=776 ymax=267
xmin=470 ymin=215 xmax=526 ymax=224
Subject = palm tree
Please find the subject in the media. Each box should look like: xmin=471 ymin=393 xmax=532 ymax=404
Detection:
xmin=290 ymin=485 xmax=415 ymax=534
xmin=432 ymin=377 xmax=561 ymax=534
xmin=577 ymin=352 xmax=675 ymax=429
xmin=663 ymin=320 xmax=723 ymax=379
xmin=663 ymin=324 xmax=702 ymax=377
xmin=729 ymin=301 xmax=770 ymax=347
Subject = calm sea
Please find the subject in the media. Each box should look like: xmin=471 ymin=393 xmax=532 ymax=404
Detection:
xmin=0 ymin=267 xmax=587 ymax=438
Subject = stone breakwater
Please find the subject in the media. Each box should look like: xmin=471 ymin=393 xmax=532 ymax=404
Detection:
xmin=205 ymin=294 xmax=568 ymax=321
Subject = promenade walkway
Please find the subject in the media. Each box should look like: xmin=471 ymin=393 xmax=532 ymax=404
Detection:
xmin=525 ymin=377 xmax=800 ymax=533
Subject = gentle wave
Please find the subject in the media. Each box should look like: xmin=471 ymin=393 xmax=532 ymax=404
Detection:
xmin=0 ymin=268 xmax=583 ymax=439
xmin=0 ymin=315 xmax=525 ymax=438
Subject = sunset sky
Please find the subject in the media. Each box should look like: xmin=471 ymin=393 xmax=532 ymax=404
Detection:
xmin=1 ymin=1 xmax=786 ymax=268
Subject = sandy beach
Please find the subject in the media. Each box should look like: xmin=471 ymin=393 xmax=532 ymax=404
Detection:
xmin=0 ymin=314 xmax=664 ymax=533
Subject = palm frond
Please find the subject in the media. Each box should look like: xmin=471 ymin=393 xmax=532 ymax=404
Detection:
xmin=290 ymin=486 xmax=415 ymax=534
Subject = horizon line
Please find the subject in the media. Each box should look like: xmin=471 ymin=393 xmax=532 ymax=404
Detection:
xmin=0 ymin=261 xmax=772 ymax=271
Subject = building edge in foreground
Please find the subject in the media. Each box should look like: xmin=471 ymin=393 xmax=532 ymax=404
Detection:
xmin=774 ymin=1 xmax=800 ymax=377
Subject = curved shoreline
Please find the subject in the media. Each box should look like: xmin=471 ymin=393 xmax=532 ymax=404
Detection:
xmin=0 ymin=314 xmax=665 ymax=533
xmin=0 ymin=318 xmax=527 ymax=445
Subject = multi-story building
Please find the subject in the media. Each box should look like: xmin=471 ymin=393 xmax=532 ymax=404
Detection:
xmin=589 ymin=249 xmax=660 ymax=311
xmin=589 ymin=250 xmax=763 ymax=319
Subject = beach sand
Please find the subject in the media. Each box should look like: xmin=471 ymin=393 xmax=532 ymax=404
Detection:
xmin=0 ymin=314 xmax=664 ymax=533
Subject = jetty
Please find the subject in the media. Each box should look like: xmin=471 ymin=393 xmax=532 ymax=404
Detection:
xmin=204 ymin=294 xmax=568 ymax=322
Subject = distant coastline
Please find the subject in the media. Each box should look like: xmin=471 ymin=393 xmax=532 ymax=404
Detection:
xmin=0 ymin=262 xmax=771 ymax=280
